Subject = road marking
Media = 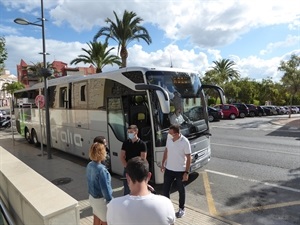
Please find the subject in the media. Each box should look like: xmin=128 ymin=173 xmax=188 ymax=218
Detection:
xmin=205 ymin=169 xmax=300 ymax=193
xmin=202 ymin=171 xmax=217 ymax=215
xmin=211 ymin=143 xmax=300 ymax=156
xmin=217 ymin=200 xmax=300 ymax=216
xmin=203 ymin=169 xmax=300 ymax=217
xmin=112 ymin=186 xmax=123 ymax=192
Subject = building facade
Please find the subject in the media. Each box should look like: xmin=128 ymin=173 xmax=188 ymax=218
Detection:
xmin=17 ymin=59 xmax=97 ymax=87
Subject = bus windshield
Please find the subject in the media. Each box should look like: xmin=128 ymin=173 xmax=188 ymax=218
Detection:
xmin=146 ymin=70 xmax=208 ymax=146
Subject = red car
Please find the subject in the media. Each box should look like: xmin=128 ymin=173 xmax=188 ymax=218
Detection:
xmin=214 ymin=104 xmax=239 ymax=120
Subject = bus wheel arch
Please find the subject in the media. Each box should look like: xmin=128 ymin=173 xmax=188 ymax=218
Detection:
xmin=25 ymin=127 xmax=33 ymax=144
xmin=31 ymin=129 xmax=40 ymax=147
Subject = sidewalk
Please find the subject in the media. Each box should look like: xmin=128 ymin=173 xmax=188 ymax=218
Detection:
xmin=270 ymin=115 xmax=300 ymax=128
xmin=0 ymin=131 xmax=237 ymax=225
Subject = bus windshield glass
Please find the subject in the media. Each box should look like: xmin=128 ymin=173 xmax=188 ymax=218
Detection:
xmin=146 ymin=70 xmax=208 ymax=146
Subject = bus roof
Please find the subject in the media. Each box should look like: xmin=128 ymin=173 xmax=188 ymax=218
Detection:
xmin=15 ymin=66 xmax=199 ymax=93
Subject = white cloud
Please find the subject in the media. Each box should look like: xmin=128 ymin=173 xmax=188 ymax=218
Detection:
xmin=260 ymin=35 xmax=300 ymax=55
xmin=2 ymin=0 xmax=299 ymax=82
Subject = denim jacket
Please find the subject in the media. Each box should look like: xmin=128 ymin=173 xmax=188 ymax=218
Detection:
xmin=86 ymin=161 xmax=113 ymax=202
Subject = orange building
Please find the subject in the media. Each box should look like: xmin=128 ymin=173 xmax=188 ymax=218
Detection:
xmin=17 ymin=59 xmax=96 ymax=87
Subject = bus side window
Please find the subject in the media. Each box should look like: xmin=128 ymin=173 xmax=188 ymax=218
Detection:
xmin=59 ymin=87 xmax=68 ymax=108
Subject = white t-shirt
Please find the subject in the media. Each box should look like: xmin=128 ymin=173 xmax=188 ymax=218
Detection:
xmin=107 ymin=193 xmax=175 ymax=225
xmin=169 ymin=113 xmax=185 ymax=125
xmin=165 ymin=134 xmax=191 ymax=171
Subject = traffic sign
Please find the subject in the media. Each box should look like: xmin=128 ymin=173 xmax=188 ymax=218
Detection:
xmin=35 ymin=95 xmax=45 ymax=108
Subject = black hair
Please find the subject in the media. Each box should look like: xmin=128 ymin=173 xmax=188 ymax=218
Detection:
xmin=169 ymin=124 xmax=180 ymax=134
xmin=126 ymin=157 xmax=149 ymax=183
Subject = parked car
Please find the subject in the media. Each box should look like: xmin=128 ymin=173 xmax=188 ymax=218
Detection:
xmin=232 ymin=103 xmax=249 ymax=118
xmin=261 ymin=106 xmax=272 ymax=116
xmin=207 ymin=106 xmax=223 ymax=122
xmin=263 ymin=106 xmax=278 ymax=115
xmin=276 ymin=106 xmax=287 ymax=115
xmin=214 ymin=104 xmax=239 ymax=120
xmin=291 ymin=106 xmax=300 ymax=114
xmin=257 ymin=106 xmax=266 ymax=116
xmin=245 ymin=104 xmax=256 ymax=117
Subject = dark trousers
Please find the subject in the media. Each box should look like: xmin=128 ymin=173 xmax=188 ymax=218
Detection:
xmin=123 ymin=168 xmax=130 ymax=195
xmin=163 ymin=168 xmax=186 ymax=209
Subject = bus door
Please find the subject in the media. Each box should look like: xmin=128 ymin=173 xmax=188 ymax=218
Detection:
xmin=106 ymin=97 xmax=127 ymax=175
xmin=127 ymin=95 xmax=154 ymax=180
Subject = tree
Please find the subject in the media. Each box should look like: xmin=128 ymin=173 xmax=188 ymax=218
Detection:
xmin=211 ymin=59 xmax=240 ymax=84
xmin=278 ymin=54 xmax=300 ymax=105
xmin=0 ymin=36 xmax=8 ymax=74
xmin=93 ymin=10 xmax=152 ymax=68
xmin=23 ymin=62 xmax=55 ymax=83
xmin=1 ymin=81 xmax=25 ymax=94
xmin=70 ymin=41 xmax=121 ymax=73
xmin=1 ymin=81 xmax=25 ymax=106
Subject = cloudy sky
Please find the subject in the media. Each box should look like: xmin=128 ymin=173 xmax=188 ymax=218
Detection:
xmin=1 ymin=0 xmax=299 ymax=82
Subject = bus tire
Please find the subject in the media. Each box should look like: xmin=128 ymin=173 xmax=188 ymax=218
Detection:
xmin=25 ymin=127 xmax=33 ymax=144
xmin=31 ymin=129 xmax=40 ymax=147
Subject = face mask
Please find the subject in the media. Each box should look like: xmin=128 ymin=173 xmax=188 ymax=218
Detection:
xmin=168 ymin=134 xmax=173 ymax=139
xmin=128 ymin=133 xmax=135 ymax=139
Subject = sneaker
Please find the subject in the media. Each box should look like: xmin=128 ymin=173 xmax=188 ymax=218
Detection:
xmin=175 ymin=208 xmax=185 ymax=218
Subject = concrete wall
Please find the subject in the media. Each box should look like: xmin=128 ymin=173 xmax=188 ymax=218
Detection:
xmin=0 ymin=147 xmax=80 ymax=225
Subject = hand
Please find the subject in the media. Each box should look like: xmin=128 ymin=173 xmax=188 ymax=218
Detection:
xmin=182 ymin=173 xmax=189 ymax=181
xmin=160 ymin=165 xmax=165 ymax=173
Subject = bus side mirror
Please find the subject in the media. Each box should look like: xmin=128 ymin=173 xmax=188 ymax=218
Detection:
xmin=156 ymin=90 xmax=170 ymax=114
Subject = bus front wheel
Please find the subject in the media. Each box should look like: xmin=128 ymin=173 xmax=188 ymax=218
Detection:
xmin=25 ymin=128 xmax=33 ymax=144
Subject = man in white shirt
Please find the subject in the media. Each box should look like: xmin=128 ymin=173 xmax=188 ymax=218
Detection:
xmin=170 ymin=108 xmax=185 ymax=125
xmin=107 ymin=157 xmax=175 ymax=225
xmin=161 ymin=125 xmax=192 ymax=218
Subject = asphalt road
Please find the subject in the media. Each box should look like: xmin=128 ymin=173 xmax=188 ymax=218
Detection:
xmin=1 ymin=110 xmax=299 ymax=225
xmin=177 ymin=115 xmax=300 ymax=225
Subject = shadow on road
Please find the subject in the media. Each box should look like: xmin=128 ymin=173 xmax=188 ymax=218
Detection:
xmin=223 ymin=166 xmax=300 ymax=224
xmin=267 ymin=119 xmax=300 ymax=140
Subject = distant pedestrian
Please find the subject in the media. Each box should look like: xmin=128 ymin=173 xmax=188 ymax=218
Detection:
xmin=86 ymin=142 xmax=113 ymax=225
xmin=161 ymin=124 xmax=191 ymax=218
xmin=107 ymin=156 xmax=175 ymax=225
xmin=93 ymin=136 xmax=111 ymax=170
xmin=120 ymin=125 xmax=147 ymax=195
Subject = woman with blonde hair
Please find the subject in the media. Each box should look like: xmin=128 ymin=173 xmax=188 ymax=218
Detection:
xmin=86 ymin=142 xmax=113 ymax=225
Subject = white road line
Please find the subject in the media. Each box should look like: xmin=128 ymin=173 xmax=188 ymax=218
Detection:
xmin=211 ymin=142 xmax=300 ymax=156
xmin=205 ymin=169 xmax=300 ymax=193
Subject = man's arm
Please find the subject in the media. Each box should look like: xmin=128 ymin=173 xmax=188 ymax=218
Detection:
xmin=160 ymin=148 xmax=168 ymax=172
xmin=140 ymin=151 xmax=147 ymax=160
xmin=120 ymin=150 xmax=127 ymax=168
xmin=182 ymin=154 xmax=191 ymax=181
xmin=185 ymin=154 xmax=191 ymax=172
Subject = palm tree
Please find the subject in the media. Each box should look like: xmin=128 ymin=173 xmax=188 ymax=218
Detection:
xmin=1 ymin=81 xmax=25 ymax=107
xmin=70 ymin=41 xmax=121 ymax=73
xmin=211 ymin=59 xmax=240 ymax=84
xmin=93 ymin=10 xmax=152 ymax=68
xmin=22 ymin=62 xmax=54 ymax=84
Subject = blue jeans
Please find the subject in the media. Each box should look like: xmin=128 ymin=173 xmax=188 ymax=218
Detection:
xmin=163 ymin=169 xmax=186 ymax=209
xmin=123 ymin=168 xmax=130 ymax=195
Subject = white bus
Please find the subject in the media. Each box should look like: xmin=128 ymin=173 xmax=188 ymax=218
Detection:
xmin=14 ymin=67 xmax=225 ymax=184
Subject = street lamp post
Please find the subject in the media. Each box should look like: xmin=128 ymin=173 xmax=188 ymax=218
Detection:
xmin=14 ymin=0 xmax=52 ymax=159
